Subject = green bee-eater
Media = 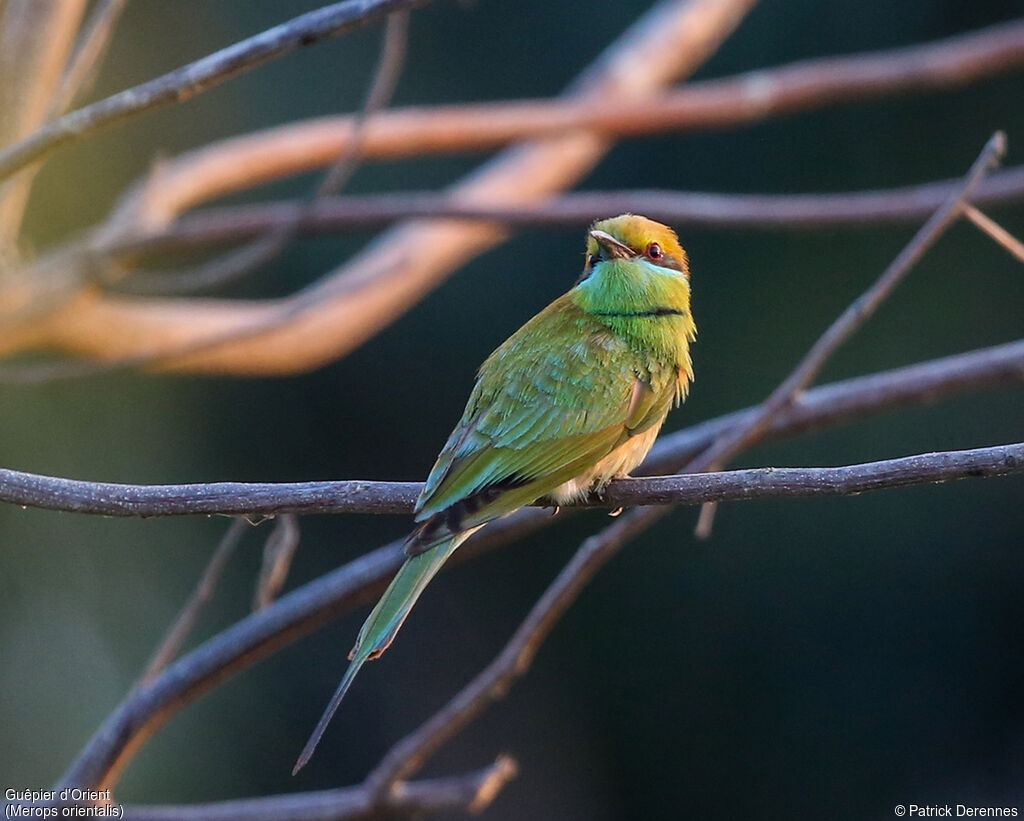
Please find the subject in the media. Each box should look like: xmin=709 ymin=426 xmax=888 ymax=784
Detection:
xmin=294 ymin=214 xmax=696 ymax=773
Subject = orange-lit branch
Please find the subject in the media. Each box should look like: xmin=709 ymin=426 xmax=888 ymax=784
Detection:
xmin=2 ymin=0 xmax=758 ymax=375
xmin=0 ymin=0 xmax=89 ymax=240
xmin=119 ymin=17 xmax=1024 ymax=226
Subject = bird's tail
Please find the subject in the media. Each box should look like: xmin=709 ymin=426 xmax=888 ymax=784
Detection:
xmin=292 ymin=532 xmax=468 ymax=774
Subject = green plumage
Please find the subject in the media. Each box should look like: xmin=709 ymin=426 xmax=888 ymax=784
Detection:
xmin=294 ymin=215 xmax=697 ymax=773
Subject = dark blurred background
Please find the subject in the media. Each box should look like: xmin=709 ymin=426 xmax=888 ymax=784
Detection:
xmin=1 ymin=1 xmax=1023 ymax=818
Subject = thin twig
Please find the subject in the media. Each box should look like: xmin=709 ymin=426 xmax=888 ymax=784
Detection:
xmin=140 ymin=518 xmax=247 ymax=683
xmin=254 ymin=515 xmax=300 ymax=611
xmin=361 ymin=134 xmax=1010 ymax=792
xmin=688 ymin=131 xmax=1006 ymax=535
xmin=52 ymin=338 xmax=1024 ymax=791
xmin=318 ymin=9 xmax=408 ymax=199
xmin=0 ymin=0 xmax=433 ymax=185
xmin=963 ymin=203 xmax=1024 ymax=263
xmin=89 ymin=168 xmax=1024 ymax=260
xmin=2 ymin=442 xmax=1020 ymax=519
xmin=698 ymin=133 xmax=1006 ymax=483
xmin=117 ymin=10 xmax=410 ymax=297
xmin=49 ymin=0 xmax=130 ymax=116
xmin=693 ymin=500 xmax=717 ymax=539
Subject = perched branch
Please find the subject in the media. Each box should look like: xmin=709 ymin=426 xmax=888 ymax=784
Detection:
xmin=2 ymin=443 xmax=1020 ymax=519
xmin=649 ymin=339 xmax=1024 ymax=474
xmin=0 ymin=0 xmax=434 ymax=186
xmin=53 ymin=338 xmax=1024 ymax=791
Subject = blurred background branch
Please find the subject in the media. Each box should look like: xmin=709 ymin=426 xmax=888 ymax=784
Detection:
xmin=6 ymin=12 xmax=1024 ymax=371
xmin=0 ymin=0 xmax=88 ymax=244
xmin=116 ymin=10 xmax=411 ymax=298
xmin=1 ymin=0 xmax=759 ymax=375
xmin=0 ymin=0 xmax=433 ymax=186
xmin=87 ymin=167 xmax=1024 ymax=259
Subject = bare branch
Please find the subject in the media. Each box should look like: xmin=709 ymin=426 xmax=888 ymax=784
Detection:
xmin=2 ymin=442 xmax=1020 ymax=519
xmin=94 ymin=167 xmax=1024 ymax=262
xmin=364 ymin=443 xmax=1024 ymax=791
xmin=254 ymin=515 xmax=300 ymax=611
xmin=0 ymin=0 xmax=433 ymax=186
xmin=9 ymin=758 xmax=518 ymax=821
xmin=5 ymin=11 xmax=1022 ymax=368
xmin=964 ymin=204 xmax=1024 ymax=263
xmin=51 ymin=338 xmax=1024 ymax=790
xmin=49 ymin=0 xmax=131 ymax=116
xmin=4 ymin=340 xmax=1022 ymax=517
xmin=141 ymin=519 xmax=247 ymax=683
xmin=0 ymin=0 xmax=89 ymax=239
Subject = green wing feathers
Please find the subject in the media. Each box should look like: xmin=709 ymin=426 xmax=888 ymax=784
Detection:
xmin=414 ymin=297 xmax=680 ymax=538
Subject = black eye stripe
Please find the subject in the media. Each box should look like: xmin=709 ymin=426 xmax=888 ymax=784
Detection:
xmin=579 ymin=247 xmax=686 ymax=281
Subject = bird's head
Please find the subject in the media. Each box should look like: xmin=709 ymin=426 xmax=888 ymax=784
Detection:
xmin=572 ymin=214 xmax=692 ymax=327
xmin=582 ymin=214 xmax=689 ymax=279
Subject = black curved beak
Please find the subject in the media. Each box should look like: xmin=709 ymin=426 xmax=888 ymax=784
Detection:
xmin=589 ymin=229 xmax=634 ymax=260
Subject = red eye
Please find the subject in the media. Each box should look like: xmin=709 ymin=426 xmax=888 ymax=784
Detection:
xmin=646 ymin=242 xmax=663 ymax=260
